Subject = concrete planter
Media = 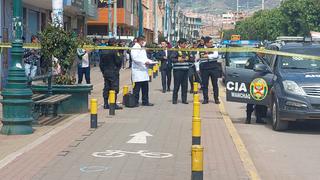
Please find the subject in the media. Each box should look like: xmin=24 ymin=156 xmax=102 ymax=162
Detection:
xmin=32 ymin=84 xmax=93 ymax=114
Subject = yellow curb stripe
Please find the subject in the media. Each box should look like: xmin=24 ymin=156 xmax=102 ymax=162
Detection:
xmin=218 ymin=92 xmax=261 ymax=180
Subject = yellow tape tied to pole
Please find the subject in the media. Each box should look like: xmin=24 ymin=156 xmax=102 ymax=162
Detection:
xmin=1 ymin=43 xmax=320 ymax=61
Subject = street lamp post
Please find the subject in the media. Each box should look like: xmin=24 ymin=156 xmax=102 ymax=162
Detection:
xmin=0 ymin=0 xmax=33 ymax=134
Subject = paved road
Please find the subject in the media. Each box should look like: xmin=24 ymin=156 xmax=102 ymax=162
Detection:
xmin=220 ymin=82 xmax=320 ymax=180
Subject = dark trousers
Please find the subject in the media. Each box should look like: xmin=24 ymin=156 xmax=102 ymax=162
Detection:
xmin=103 ymin=74 xmax=120 ymax=104
xmin=246 ymin=104 xmax=267 ymax=123
xmin=78 ymin=67 xmax=90 ymax=84
xmin=173 ymin=69 xmax=189 ymax=103
xmin=189 ymin=67 xmax=201 ymax=91
xmin=201 ymin=69 xmax=219 ymax=101
xmin=161 ymin=68 xmax=172 ymax=91
xmin=133 ymin=81 xmax=149 ymax=105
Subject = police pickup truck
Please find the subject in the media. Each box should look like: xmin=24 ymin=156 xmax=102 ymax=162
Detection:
xmin=221 ymin=40 xmax=261 ymax=84
xmin=225 ymin=37 xmax=320 ymax=131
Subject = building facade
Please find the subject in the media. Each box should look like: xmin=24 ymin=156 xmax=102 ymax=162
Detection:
xmin=175 ymin=10 xmax=202 ymax=41
xmin=87 ymin=0 xmax=140 ymax=38
xmin=0 ymin=0 xmax=97 ymax=89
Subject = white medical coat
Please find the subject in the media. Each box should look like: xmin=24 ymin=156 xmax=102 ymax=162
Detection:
xmin=130 ymin=43 xmax=151 ymax=82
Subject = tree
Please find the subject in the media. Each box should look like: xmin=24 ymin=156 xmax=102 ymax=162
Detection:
xmin=223 ymin=0 xmax=320 ymax=40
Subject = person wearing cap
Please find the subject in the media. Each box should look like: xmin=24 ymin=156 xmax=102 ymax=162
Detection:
xmin=99 ymin=38 xmax=123 ymax=110
xmin=170 ymin=38 xmax=194 ymax=104
xmin=199 ymin=36 xmax=220 ymax=104
xmin=131 ymin=36 xmax=155 ymax=107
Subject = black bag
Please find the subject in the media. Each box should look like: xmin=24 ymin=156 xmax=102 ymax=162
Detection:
xmin=123 ymin=93 xmax=137 ymax=108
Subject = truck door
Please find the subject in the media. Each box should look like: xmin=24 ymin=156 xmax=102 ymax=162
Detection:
xmin=225 ymin=56 xmax=274 ymax=106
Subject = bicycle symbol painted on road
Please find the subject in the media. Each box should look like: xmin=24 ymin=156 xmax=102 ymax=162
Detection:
xmin=92 ymin=150 xmax=173 ymax=159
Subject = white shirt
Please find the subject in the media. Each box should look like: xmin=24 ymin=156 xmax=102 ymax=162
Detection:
xmin=77 ymin=48 xmax=90 ymax=68
xmin=81 ymin=53 xmax=89 ymax=68
xmin=130 ymin=43 xmax=151 ymax=82
xmin=206 ymin=46 xmax=219 ymax=59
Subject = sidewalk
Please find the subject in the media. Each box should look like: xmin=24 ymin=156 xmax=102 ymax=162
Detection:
xmin=0 ymin=67 xmax=249 ymax=180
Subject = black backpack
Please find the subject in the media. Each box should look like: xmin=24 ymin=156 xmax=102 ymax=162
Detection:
xmin=123 ymin=93 xmax=137 ymax=108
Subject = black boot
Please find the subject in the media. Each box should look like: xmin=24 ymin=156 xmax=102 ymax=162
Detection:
xmin=115 ymin=104 xmax=123 ymax=110
xmin=103 ymin=98 xmax=109 ymax=109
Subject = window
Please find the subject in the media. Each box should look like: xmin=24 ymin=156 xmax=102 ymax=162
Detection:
xmin=98 ymin=0 xmax=124 ymax=8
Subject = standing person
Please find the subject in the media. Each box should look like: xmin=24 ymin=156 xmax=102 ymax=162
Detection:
xmin=131 ymin=36 xmax=155 ymax=107
xmin=91 ymin=38 xmax=100 ymax=67
xmin=128 ymin=38 xmax=137 ymax=69
xmin=155 ymin=40 xmax=172 ymax=93
xmin=77 ymin=48 xmax=91 ymax=84
xmin=245 ymin=51 xmax=267 ymax=124
xmin=198 ymin=38 xmax=205 ymax=48
xmin=189 ymin=41 xmax=200 ymax=93
xmin=199 ymin=36 xmax=220 ymax=104
xmin=99 ymin=38 xmax=123 ymax=110
xmin=119 ymin=40 xmax=127 ymax=69
xmin=170 ymin=38 xmax=194 ymax=104
xmin=24 ymin=35 xmax=40 ymax=79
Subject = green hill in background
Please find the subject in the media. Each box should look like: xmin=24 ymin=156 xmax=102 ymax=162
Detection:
xmin=178 ymin=0 xmax=281 ymax=14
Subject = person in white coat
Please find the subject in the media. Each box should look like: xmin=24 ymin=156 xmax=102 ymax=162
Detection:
xmin=131 ymin=36 xmax=155 ymax=107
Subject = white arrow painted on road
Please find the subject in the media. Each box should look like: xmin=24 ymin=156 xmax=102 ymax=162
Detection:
xmin=127 ymin=131 xmax=153 ymax=144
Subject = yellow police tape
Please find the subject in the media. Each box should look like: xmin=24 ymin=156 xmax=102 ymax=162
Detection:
xmin=0 ymin=43 xmax=320 ymax=61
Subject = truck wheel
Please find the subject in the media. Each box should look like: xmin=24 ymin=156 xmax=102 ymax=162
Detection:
xmin=272 ymin=98 xmax=288 ymax=131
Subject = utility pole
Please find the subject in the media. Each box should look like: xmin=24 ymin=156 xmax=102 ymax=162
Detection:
xmin=236 ymin=0 xmax=239 ymax=21
xmin=164 ymin=0 xmax=168 ymax=39
xmin=262 ymin=0 xmax=265 ymax=10
xmin=153 ymin=0 xmax=158 ymax=43
xmin=113 ymin=0 xmax=117 ymax=38
xmin=168 ymin=4 xmax=172 ymax=42
xmin=138 ymin=0 xmax=143 ymax=36
xmin=108 ymin=0 xmax=112 ymax=37
xmin=0 ymin=0 xmax=34 ymax=134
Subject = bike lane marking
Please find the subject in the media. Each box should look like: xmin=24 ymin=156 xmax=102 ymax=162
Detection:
xmin=126 ymin=131 xmax=153 ymax=144
xmin=80 ymin=166 xmax=109 ymax=173
xmin=91 ymin=150 xmax=173 ymax=159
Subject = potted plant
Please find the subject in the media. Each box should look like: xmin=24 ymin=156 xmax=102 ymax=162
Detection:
xmin=32 ymin=25 xmax=93 ymax=114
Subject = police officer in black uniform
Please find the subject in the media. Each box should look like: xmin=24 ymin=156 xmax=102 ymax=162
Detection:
xmin=155 ymin=40 xmax=172 ymax=93
xmin=199 ymin=36 xmax=221 ymax=104
xmin=170 ymin=38 xmax=194 ymax=104
xmin=99 ymin=38 xmax=123 ymax=110
xmin=189 ymin=41 xmax=199 ymax=93
xmin=245 ymin=52 xmax=267 ymax=124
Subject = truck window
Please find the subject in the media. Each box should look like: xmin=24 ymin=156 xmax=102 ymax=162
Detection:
xmin=227 ymin=52 xmax=256 ymax=69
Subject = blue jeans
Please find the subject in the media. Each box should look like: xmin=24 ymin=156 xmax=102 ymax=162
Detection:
xmin=78 ymin=67 xmax=91 ymax=84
